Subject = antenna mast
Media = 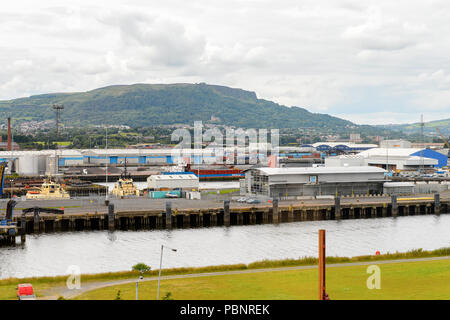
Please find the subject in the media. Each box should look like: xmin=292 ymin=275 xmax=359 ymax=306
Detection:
xmin=105 ymin=127 xmax=109 ymax=201
xmin=420 ymin=114 xmax=424 ymax=174
xmin=53 ymin=104 xmax=64 ymax=137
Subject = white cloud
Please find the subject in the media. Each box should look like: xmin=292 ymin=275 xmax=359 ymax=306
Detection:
xmin=341 ymin=6 xmax=425 ymax=51
xmin=0 ymin=0 xmax=449 ymax=125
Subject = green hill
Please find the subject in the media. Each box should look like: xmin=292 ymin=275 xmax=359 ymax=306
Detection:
xmin=0 ymin=83 xmax=387 ymax=136
xmin=379 ymin=118 xmax=450 ymax=136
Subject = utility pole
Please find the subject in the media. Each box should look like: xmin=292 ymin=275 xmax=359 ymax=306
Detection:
xmin=105 ymin=127 xmax=109 ymax=201
xmin=386 ymin=137 xmax=389 ymax=172
xmin=52 ymin=104 xmax=64 ymax=179
xmin=7 ymin=117 xmax=11 ymax=151
xmin=419 ymin=114 xmax=424 ymax=174
xmin=384 ymin=134 xmax=389 ymax=173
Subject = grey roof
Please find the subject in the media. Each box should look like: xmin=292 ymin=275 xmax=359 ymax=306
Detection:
xmin=383 ymin=182 xmax=415 ymax=187
xmin=358 ymin=148 xmax=424 ymax=157
xmin=149 ymin=174 xmax=199 ymax=180
xmin=256 ymin=166 xmax=387 ymax=176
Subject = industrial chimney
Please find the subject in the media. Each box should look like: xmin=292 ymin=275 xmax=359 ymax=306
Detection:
xmin=7 ymin=117 xmax=11 ymax=151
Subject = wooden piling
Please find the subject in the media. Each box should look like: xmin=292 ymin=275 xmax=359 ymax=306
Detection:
xmin=349 ymin=207 xmax=355 ymax=219
xmin=263 ymin=209 xmax=269 ymax=224
xmin=392 ymin=195 xmax=398 ymax=217
xmin=224 ymin=200 xmax=230 ymax=227
xmin=334 ymin=196 xmax=341 ymax=219
xmin=272 ymin=199 xmax=279 ymax=224
xmin=33 ymin=210 xmax=40 ymax=233
xmin=165 ymin=202 xmax=173 ymax=229
xmin=435 ymin=193 xmax=440 ymax=214
xmin=183 ymin=214 xmax=190 ymax=228
xmin=211 ymin=213 xmax=217 ymax=227
xmin=108 ymin=204 xmax=115 ymax=230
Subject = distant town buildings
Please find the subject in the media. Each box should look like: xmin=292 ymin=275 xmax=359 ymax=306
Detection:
xmin=380 ymin=139 xmax=412 ymax=148
xmin=349 ymin=133 xmax=362 ymax=143
xmin=0 ymin=142 xmax=20 ymax=151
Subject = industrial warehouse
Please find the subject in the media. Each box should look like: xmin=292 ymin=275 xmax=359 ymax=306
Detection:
xmin=0 ymin=143 xmax=447 ymax=176
xmin=324 ymin=148 xmax=446 ymax=171
xmin=242 ymin=166 xmax=387 ymax=198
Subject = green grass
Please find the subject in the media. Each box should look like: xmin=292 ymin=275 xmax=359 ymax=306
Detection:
xmin=0 ymin=247 xmax=448 ymax=300
xmin=55 ymin=141 xmax=71 ymax=146
xmin=207 ymin=188 xmax=240 ymax=195
xmin=34 ymin=141 xmax=71 ymax=146
xmin=75 ymin=259 xmax=450 ymax=300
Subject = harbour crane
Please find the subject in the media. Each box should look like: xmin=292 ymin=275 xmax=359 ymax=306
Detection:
xmin=0 ymin=162 xmax=6 ymax=196
xmin=433 ymin=126 xmax=450 ymax=149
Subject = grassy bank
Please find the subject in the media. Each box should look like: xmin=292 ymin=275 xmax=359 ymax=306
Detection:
xmin=0 ymin=247 xmax=449 ymax=300
xmin=76 ymin=259 xmax=450 ymax=300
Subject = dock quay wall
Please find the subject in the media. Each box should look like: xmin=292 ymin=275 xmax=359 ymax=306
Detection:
xmin=7 ymin=196 xmax=450 ymax=235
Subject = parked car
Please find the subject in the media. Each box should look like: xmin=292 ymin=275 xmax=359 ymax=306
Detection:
xmin=246 ymin=198 xmax=260 ymax=204
xmin=236 ymin=197 xmax=248 ymax=203
xmin=165 ymin=192 xmax=179 ymax=198
xmin=17 ymin=284 xmax=36 ymax=300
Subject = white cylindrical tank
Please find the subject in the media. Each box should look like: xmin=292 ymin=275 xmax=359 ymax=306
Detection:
xmin=37 ymin=155 xmax=47 ymax=175
xmin=18 ymin=155 xmax=39 ymax=175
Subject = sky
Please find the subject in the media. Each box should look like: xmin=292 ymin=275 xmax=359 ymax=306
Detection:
xmin=1 ymin=0 xmax=450 ymax=125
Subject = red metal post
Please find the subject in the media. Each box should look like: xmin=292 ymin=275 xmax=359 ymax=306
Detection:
xmin=319 ymin=229 xmax=326 ymax=300
xmin=7 ymin=117 xmax=11 ymax=151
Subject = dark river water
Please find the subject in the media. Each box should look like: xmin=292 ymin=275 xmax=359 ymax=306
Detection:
xmin=0 ymin=214 xmax=449 ymax=279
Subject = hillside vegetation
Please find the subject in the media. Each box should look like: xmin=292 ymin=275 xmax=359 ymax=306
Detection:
xmin=0 ymin=83 xmax=358 ymax=130
xmin=380 ymin=118 xmax=450 ymax=136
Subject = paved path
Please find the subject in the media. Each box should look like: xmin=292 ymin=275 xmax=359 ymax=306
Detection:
xmin=40 ymin=256 xmax=450 ymax=300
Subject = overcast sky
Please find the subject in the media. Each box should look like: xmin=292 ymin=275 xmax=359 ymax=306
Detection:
xmin=1 ymin=0 xmax=449 ymax=125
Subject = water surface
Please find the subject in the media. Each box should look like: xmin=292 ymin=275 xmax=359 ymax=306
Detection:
xmin=0 ymin=214 xmax=448 ymax=279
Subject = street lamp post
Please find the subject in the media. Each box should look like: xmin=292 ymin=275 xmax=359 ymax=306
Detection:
xmin=157 ymin=245 xmax=177 ymax=300
xmin=136 ymin=274 xmax=143 ymax=300
xmin=105 ymin=127 xmax=109 ymax=202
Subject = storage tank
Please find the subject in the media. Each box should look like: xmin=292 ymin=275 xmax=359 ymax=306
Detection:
xmin=46 ymin=155 xmax=59 ymax=176
xmin=18 ymin=155 xmax=39 ymax=175
xmin=37 ymin=155 xmax=47 ymax=175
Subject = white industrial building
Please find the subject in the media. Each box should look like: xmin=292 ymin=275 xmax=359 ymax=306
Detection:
xmin=383 ymin=181 xmax=448 ymax=195
xmin=304 ymin=142 xmax=378 ymax=153
xmin=147 ymin=174 xmax=199 ymax=191
xmin=383 ymin=182 xmax=415 ymax=195
xmin=325 ymin=148 xmax=447 ymax=171
xmin=243 ymin=166 xmax=387 ymax=198
xmin=380 ymin=140 xmax=412 ymax=148
xmin=0 ymin=146 xmax=265 ymax=176
xmin=0 ymin=150 xmax=84 ymax=175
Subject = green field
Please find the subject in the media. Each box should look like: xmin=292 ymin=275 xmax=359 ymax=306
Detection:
xmin=35 ymin=141 xmax=71 ymax=146
xmin=75 ymin=260 xmax=450 ymax=300
xmin=0 ymin=248 xmax=448 ymax=300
